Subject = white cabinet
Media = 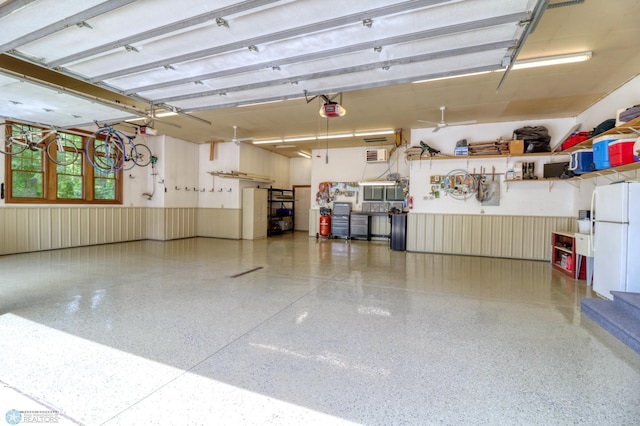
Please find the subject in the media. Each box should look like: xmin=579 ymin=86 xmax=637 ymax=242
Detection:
xmin=242 ymin=188 xmax=268 ymax=240
xmin=575 ymin=233 xmax=593 ymax=257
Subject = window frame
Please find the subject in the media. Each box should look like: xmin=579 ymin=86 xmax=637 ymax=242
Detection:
xmin=3 ymin=121 xmax=123 ymax=204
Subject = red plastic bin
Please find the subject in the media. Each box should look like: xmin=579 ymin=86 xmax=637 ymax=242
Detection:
xmin=561 ymin=131 xmax=591 ymax=150
xmin=608 ymin=139 xmax=636 ymax=167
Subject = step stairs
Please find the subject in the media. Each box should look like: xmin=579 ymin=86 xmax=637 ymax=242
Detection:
xmin=581 ymin=291 xmax=640 ymax=355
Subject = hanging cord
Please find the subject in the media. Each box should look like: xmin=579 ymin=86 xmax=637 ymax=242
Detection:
xmin=142 ymin=156 xmax=159 ymax=200
xmin=325 ymin=117 xmax=329 ymax=164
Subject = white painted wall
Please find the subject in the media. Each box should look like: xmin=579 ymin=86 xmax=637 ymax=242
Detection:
xmin=240 ymin=144 xmax=290 ymax=189
xmin=408 ymin=156 xmax=576 ymax=216
xmin=125 ymin=134 xmax=163 ymax=208
xmin=290 ymin=157 xmax=312 ymax=187
xmin=576 ymin=74 xmax=640 ymax=131
xmin=198 ymin=141 xmax=241 ymax=209
xmin=164 ymin=136 xmax=199 ymax=208
xmin=409 ymin=117 xmax=580 ymax=216
xmin=310 ymin=144 xmax=410 ymax=209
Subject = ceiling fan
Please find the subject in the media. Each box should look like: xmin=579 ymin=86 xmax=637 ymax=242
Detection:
xmin=419 ymin=106 xmax=477 ymax=132
xmin=211 ymin=125 xmax=253 ymax=145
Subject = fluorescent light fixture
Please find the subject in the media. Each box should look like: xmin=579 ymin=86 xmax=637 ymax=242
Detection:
xmin=252 ymin=139 xmax=283 ymax=145
xmin=511 ymin=51 xmax=592 ymax=70
xmin=297 ymin=151 xmax=311 ymax=158
xmin=124 ymin=117 xmax=147 ymax=123
xmin=354 ymin=130 xmax=395 ymax=137
xmin=411 ymin=51 xmax=592 ymax=84
xmin=358 ymin=181 xmax=396 ymax=186
xmin=252 ymin=130 xmax=394 ymax=144
xmin=412 ymin=70 xmax=492 ymax=84
xmin=319 ymin=133 xmax=354 ymax=139
xmin=155 ymin=111 xmax=178 ymax=117
xmin=237 ymin=99 xmax=283 ymax=108
xmin=275 ymin=144 xmax=296 ymax=149
xmin=283 ymin=136 xmax=317 ymax=142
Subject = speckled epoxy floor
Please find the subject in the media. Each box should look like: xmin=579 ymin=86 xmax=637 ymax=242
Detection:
xmin=1 ymin=234 xmax=639 ymax=425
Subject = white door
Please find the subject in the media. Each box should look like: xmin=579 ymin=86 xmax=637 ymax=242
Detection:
xmin=294 ymin=186 xmax=310 ymax=231
xmin=593 ymin=221 xmax=628 ymax=299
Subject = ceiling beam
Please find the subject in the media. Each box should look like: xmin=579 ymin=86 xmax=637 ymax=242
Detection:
xmin=0 ymin=53 xmax=148 ymax=111
xmin=88 ymin=0 xmax=456 ymax=82
xmin=128 ymin=12 xmax=527 ymax=95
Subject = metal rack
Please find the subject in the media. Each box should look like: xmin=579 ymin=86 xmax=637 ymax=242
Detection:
xmin=268 ymin=188 xmax=295 ymax=236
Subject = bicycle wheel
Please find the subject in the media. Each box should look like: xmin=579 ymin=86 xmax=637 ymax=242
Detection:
xmin=0 ymin=123 xmax=28 ymax=155
xmin=131 ymin=143 xmax=152 ymax=167
xmin=120 ymin=134 xmax=138 ymax=170
xmin=86 ymin=132 xmax=125 ymax=173
xmin=46 ymin=135 xmax=80 ymax=166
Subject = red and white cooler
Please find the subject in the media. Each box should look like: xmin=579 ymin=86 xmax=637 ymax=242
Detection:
xmin=608 ymin=138 xmax=637 ymax=167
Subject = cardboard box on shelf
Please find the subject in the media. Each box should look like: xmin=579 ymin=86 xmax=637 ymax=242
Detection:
xmin=509 ymin=139 xmax=524 ymax=155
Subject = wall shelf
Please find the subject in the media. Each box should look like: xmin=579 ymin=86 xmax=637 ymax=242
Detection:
xmin=567 ymin=161 xmax=640 ymax=181
xmin=564 ymin=116 xmax=640 ymax=152
xmin=209 ymin=171 xmax=274 ymax=184
xmin=407 ymin=151 xmax=569 ymax=162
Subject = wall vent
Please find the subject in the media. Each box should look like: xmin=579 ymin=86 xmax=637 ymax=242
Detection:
xmin=363 ymin=136 xmax=388 ymax=143
xmin=366 ymin=149 xmax=388 ymax=162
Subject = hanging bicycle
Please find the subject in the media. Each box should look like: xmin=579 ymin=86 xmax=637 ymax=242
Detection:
xmin=86 ymin=123 xmax=152 ymax=173
xmin=0 ymin=123 xmax=80 ymax=166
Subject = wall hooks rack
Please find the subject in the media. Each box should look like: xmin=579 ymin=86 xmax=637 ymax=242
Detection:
xmin=175 ymin=186 xmax=181 ymax=191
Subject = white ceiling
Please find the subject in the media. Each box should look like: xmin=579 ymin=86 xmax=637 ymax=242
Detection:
xmin=1 ymin=0 xmax=639 ymax=157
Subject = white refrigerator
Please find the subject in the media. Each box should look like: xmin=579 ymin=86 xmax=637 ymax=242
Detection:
xmin=591 ymin=182 xmax=640 ymax=299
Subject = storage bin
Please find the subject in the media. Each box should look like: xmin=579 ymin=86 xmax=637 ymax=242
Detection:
xmin=592 ymin=136 xmax=616 ymax=169
xmin=608 ymin=139 xmax=636 ymax=166
xmin=568 ymin=149 xmax=593 ymax=174
xmin=592 ymin=134 xmax=635 ymax=169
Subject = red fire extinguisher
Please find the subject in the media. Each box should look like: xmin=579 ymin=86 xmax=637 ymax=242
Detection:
xmin=409 ymin=196 xmax=413 ymax=210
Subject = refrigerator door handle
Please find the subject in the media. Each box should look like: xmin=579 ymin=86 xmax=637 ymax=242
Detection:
xmin=590 ymin=189 xmax=596 ymax=252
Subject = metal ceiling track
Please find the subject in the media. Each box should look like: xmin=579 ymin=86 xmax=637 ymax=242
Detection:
xmin=46 ymin=0 xmax=280 ymax=68
xmin=0 ymin=0 xmax=138 ymax=53
xmin=0 ymin=0 xmax=37 ymax=19
xmin=155 ymin=40 xmax=515 ymax=104
xmin=182 ymin=64 xmax=501 ymax=114
xmin=496 ymin=0 xmax=551 ymax=92
xmin=127 ymin=12 xmax=527 ymax=95
xmin=85 ymin=0 xmax=456 ymax=82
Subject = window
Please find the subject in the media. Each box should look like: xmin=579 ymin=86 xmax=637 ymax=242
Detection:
xmin=56 ymin=133 xmax=84 ymax=200
xmin=3 ymin=121 xmax=122 ymax=204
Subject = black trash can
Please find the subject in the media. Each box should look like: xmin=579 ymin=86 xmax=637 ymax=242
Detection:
xmin=390 ymin=213 xmax=407 ymax=251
